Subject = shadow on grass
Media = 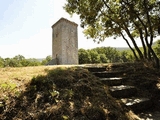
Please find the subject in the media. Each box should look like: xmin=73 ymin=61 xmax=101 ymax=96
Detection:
xmin=1 ymin=67 xmax=129 ymax=120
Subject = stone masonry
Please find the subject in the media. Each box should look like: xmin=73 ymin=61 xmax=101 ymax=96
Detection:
xmin=51 ymin=18 xmax=78 ymax=65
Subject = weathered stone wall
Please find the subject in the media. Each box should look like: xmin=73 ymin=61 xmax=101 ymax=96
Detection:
xmin=52 ymin=22 xmax=62 ymax=64
xmin=51 ymin=18 xmax=78 ymax=65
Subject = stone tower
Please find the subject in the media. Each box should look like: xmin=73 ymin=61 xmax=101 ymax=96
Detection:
xmin=51 ymin=18 xmax=78 ymax=65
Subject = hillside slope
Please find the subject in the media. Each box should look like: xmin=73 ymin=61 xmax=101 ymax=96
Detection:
xmin=0 ymin=63 xmax=159 ymax=119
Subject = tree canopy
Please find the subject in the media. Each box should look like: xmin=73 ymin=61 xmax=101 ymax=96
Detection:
xmin=78 ymin=47 xmax=135 ymax=64
xmin=0 ymin=55 xmax=52 ymax=67
xmin=64 ymin=0 xmax=160 ymax=68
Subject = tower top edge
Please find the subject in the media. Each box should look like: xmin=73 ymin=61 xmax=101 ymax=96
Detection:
xmin=51 ymin=17 xmax=78 ymax=28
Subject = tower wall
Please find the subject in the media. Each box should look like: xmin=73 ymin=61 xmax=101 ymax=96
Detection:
xmin=51 ymin=18 xmax=78 ymax=65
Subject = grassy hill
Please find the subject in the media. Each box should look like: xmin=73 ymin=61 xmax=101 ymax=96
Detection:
xmin=0 ymin=63 xmax=159 ymax=119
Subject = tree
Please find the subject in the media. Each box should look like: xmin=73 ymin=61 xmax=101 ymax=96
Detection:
xmin=89 ymin=50 xmax=100 ymax=63
xmin=4 ymin=58 xmax=11 ymax=67
xmin=78 ymin=48 xmax=91 ymax=64
xmin=13 ymin=55 xmax=25 ymax=61
xmin=0 ymin=55 xmax=43 ymax=67
xmin=46 ymin=55 xmax=52 ymax=62
xmin=27 ymin=58 xmax=41 ymax=66
xmin=94 ymin=47 xmax=120 ymax=63
xmin=9 ymin=59 xmax=19 ymax=67
xmin=41 ymin=55 xmax=52 ymax=65
xmin=120 ymin=51 xmax=130 ymax=62
xmin=104 ymin=47 xmax=120 ymax=63
xmin=64 ymin=0 xmax=160 ymax=68
xmin=0 ymin=57 xmax=4 ymax=68
xmin=21 ymin=59 xmax=30 ymax=67
xmin=99 ymin=53 xmax=108 ymax=63
xmin=41 ymin=59 xmax=47 ymax=65
xmin=13 ymin=55 xmax=25 ymax=67
xmin=154 ymin=40 xmax=160 ymax=58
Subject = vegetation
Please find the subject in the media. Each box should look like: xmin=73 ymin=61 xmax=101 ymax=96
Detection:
xmin=78 ymin=47 xmax=133 ymax=64
xmin=0 ymin=55 xmax=52 ymax=67
xmin=0 ymin=48 xmax=135 ymax=67
xmin=0 ymin=63 xmax=159 ymax=119
xmin=0 ymin=66 xmax=130 ymax=119
xmin=1 ymin=40 xmax=160 ymax=67
xmin=64 ymin=0 xmax=160 ymax=68
xmin=154 ymin=40 xmax=160 ymax=58
xmin=78 ymin=41 xmax=160 ymax=64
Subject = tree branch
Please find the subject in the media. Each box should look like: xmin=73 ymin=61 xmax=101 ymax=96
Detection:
xmin=121 ymin=32 xmax=139 ymax=60
xmin=143 ymin=0 xmax=153 ymax=45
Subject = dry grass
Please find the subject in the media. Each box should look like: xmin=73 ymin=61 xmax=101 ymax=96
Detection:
xmin=0 ymin=65 xmax=130 ymax=120
xmin=0 ymin=65 xmax=81 ymax=84
xmin=0 ymin=63 xmax=159 ymax=120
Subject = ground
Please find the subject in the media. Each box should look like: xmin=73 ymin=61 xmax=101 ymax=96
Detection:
xmin=0 ymin=62 xmax=159 ymax=120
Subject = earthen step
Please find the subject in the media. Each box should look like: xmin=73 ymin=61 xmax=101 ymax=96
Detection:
xmin=86 ymin=66 xmax=107 ymax=72
xmin=109 ymin=85 xmax=137 ymax=98
xmin=99 ymin=77 xmax=123 ymax=86
xmin=93 ymin=71 xmax=125 ymax=78
xmin=138 ymin=111 xmax=160 ymax=120
xmin=121 ymin=97 xmax=152 ymax=112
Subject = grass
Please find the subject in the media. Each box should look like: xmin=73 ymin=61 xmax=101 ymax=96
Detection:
xmin=0 ymin=66 xmax=54 ymax=84
xmin=0 ymin=63 xmax=159 ymax=119
xmin=0 ymin=65 xmax=131 ymax=120
xmin=0 ymin=65 xmax=81 ymax=88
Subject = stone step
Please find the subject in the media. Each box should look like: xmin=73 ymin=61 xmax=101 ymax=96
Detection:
xmin=93 ymin=71 xmax=124 ymax=78
xmin=121 ymin=97 xmax=152 ymax=113
xmin=99 ymin=77 xmax=123 ymax=86
xmin=86 ymin=67 xmax=107 ymax=72
xmin=138 ymin=111 xmax=160 ymax=120
xmin=109 ymin=85 xmax=137 ymax=98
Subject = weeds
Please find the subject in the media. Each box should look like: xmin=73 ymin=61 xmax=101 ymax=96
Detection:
xmin=1 ymin=64 xmax=158 ymax=119
xmin=0 ymin=66 xmax=130 ymax=119
xmin=0 ymin=83 xmax=20 ymax=99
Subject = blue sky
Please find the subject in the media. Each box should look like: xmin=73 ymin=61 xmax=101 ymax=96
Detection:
xmin=0 ymin=0 xmax=156 ymax=58
xmin=0 ymin=0 xmax=54 ymax=58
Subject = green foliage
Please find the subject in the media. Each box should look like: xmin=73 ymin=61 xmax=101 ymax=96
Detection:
xmin=0 ymin=55 xmax=45 ymax=68
xmin=41 ymin=55 xmax=52 ymax=65
xmin=27 ymin=58 xmax=41 ymax=66
xmin=89 ymin=50 xmax=100 ymax=63
xmin=65 ymin=0 xmax=160 ymax=67
xmin=0 ymin=83 xmax=20 ymax=101
xmin=99 ymin=54 xmax=108 ymax=63
xmin=154 ymin=40 xmax=160 ymax=58
xmin=0 ymin=57 xmax=4 ymax=67
xmin=64 ymin=0 xmax=159 ymax=41
xmin=120 ymin=51 xmax=131 ymax=62
xmin=30 ymin=75 xmax=53 ymax=91
xmin=0 ymin=83 xmax=16 ymax=90
xmin=78 ymin=47 xmax=133 ymax=64
xmin=23 ymin=67 xmax=112 ymax=119
xmin=78 ymin=48 xmax=91 ymax=64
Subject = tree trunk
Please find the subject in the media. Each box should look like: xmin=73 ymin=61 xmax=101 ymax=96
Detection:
xmin=147 ymin=45 xmax=159 ymax=68
xmin=139 ymin=30 xmax=147 ymax=59
xmin=121 ymin=33 xmax=139 ymax=60
xmin=147 ymin=49 xmax=152 ymax=60
xmin=125 ymin=31 xmax=144 ymax=59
